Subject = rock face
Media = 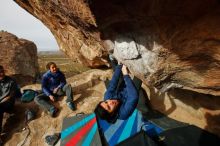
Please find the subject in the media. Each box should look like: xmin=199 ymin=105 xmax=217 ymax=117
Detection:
xmin=0 ymin=31 xmax=39 ymax=85
xmin=14 ymin=0 xmax=220 ymax=96
xmin=143 ymin=85 xmax=220 ymax=137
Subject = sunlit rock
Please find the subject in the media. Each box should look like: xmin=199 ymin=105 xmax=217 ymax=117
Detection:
xmin=14 ymin=0 xmax=220 ymax=95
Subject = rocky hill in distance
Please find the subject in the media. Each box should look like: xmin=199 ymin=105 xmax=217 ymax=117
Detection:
xmin=38 ymin=51 xmax=63 ymax=56
xmin=37 ymin=50 xmax=90 ymax=79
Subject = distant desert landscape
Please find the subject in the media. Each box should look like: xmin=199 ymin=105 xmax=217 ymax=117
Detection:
xmin=38 ymin=51 xmax=90 ymax=78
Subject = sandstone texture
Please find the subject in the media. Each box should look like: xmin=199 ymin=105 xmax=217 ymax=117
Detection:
xmin=0 ymin=31 xmax=39 ymax=85
xmin=143 ymin=85 xmax=220 ymax=137
xmin=14 ymin=0 xmax=220 ymax=96
xmin=11 ymin=0 xmax=220 ymax=140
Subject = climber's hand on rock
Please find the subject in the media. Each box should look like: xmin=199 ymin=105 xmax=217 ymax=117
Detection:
xmin=122 ymin=65 xmax=129 ymax=75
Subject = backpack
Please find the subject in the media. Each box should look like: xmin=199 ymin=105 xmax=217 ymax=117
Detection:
xmin=21 ymin=89 xmax=38 ymax=102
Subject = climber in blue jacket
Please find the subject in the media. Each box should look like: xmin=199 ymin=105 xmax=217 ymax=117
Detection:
xmin=95 ymin=64 xmax=142 ymax=123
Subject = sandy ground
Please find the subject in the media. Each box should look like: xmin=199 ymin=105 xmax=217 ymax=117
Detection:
xmin=2 ymin=68 xmax=220 ymax=145
xmin=2 ymin=69 xmax=112 ymax=146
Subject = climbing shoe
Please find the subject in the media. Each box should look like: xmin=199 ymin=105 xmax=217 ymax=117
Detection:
xmin=67 ymin=102 xmax=76 ymax=111
xmin=49 ymin=107 xmax=58 ymax=117
xmin=45 ymin=133 xmax=60 ymax=146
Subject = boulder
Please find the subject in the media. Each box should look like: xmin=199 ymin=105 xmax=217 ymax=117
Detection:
xmin=143 ymin=85 xmax=220 ymax=138
xmin=14 ymin=0 xmax=220 ymax=96
xmin=0 ymin=31 xmax=39 ymax=85
xmin=12 ymin=0 xmax=220 ymax=138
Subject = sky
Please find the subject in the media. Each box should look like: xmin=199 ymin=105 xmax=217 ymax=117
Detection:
xmin=0 ymin=1 xmax=59 ymax=51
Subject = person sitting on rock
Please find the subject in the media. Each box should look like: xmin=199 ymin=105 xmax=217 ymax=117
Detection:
xmin=0 ymin=65 xmax=21 ymax=144
xmin=34 ymin=62 xmax=76 ymax=117
xmin=94 ymin=62 xmax=142 ymax=123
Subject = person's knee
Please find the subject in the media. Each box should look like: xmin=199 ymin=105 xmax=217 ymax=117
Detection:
xmin=63 ymin=84 xmax=72 ymax=91
xmin=66 ymin=84 xmax=71 ymax=89
xmin=34 ymin=96 xmax=41 ymax=104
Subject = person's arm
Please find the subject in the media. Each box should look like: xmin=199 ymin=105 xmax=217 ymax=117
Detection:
xmin=52 ymin=71 xmax=66 ymax=94
xmin=104 ymin=65 xmax=122 ymax=100
xmin=0 ymin=80 xmax=17 ymax=103
xmin=42 ymin=75 xmax=52 ymax=96
xmin=119 ymin=75 xmax=139 ymax=119
xmin=118 ymin=65 xmax=139 ymax=119
xmin=0 ymin=96 xmax=10 ymax=103
xmin=57 ymin=71 xmax=66 ymax=89
xmin=42 ymin=75 xmax=56 ymax=101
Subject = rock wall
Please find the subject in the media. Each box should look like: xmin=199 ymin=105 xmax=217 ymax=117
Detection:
xmin=13 ymin=0 xmax=220 ymax=136
xmin=2 ymin=69 xmax=220 ymax=145
xmin=0 ymin=31 xmax=39 ymax=85
xmin=143 ymin=85 xmax=220 ymax=137
xmin=14 ymin=0 xmax=108 ymax=68
xmin=14 ymin=0 xmax=220 ymax=96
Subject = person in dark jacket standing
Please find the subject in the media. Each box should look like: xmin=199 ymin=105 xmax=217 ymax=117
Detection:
xmin=94 ymin=64 xmax=142 ymax=123
xmin=34 ymin=62 xmax=76 ymax=117
xmin=0 ymin=65 xmax=21 ymax=144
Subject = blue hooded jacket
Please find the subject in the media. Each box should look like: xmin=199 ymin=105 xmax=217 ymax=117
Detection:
xmin=42 ymin=70 xmax=66 ymax=96
xmin=104 ymin=65 xmax=139 ymax=120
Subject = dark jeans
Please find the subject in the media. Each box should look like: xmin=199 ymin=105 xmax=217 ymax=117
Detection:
xmin=34 ymin=84 xmax=73 ymax=111
xmin=0 ymin=99 xmax=15 ymax=133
